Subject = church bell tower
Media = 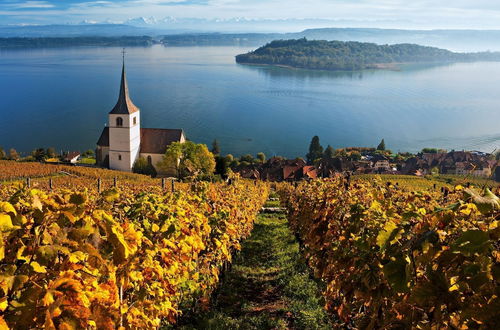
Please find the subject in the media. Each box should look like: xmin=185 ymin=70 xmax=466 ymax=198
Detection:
xmin=108 ymin=53 xmax=141 ymax=172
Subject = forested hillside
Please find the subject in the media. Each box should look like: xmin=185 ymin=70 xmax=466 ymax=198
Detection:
xmin=236 ymin=38 xmax=500 ymax=71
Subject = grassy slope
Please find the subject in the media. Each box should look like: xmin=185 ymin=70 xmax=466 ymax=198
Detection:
xmin=179 ymin=205 xmax=329 ymax=329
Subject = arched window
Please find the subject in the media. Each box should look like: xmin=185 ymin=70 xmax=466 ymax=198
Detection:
xmin=116 ymin=117 xmax=123 ymax=127
xmin=133 ymin=117 xmax=137 ymax=125
xmin=118 ymin=154 xmax=122 ymax=161
xmin=147 ymin=155 xmax=152 ymax=165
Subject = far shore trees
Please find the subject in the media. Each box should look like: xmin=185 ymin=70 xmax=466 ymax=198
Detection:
xmin=0 ymin=148 xmax=5 ymax=160
xmin=158 ymin=141 xmax=215 ymax=180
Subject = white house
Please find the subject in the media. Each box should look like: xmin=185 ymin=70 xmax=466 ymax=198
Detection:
xmin=96 ymin=61 xmax=185 ymax=173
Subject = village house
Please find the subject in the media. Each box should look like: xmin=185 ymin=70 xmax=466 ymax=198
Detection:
xmin=402 ymin=151 xmax=497 ymax=178
xmin=372 ymin=155 xmax=392 ymax=173
xmin=64 ymin=152 xmax=81 ymax=164
xmin=96 ymin=60 xmax=185 ymax=174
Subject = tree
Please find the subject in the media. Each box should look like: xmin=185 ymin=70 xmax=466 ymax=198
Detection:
xmin=239 ymin=154 xmax=254 ymax=163
xmin=0 ymin=148 xmax=5 ymax=160
xmin=306 ymin=136 xmax=323 ymax=164
xmin=211 ymin=139 xmax=220 ymax=155
xmin=349 ymin=151 xmax=362 ymax=161
xmin=46 ymin=147 xmax=57 ymax=159
xmin=377 ymin=139 xmax=386 ymax=151
xmin=158 ymin=141 xmax=215 ymax=180
xmin=9 ymin=149 xmax=19 ymax=160
xmin=32 ymin=148 xmax=46 ymax=161
xmin=215 ymin=156 xmax=230 ymax=179
xmin=324 ymin=145 xmax=335 ymax=159
xmin=82 ymin=149 xmax=95 ymax=158
xmin=256 ymin=152 xmax=266 ymax=163
xmin=133 ymin=157 xmax=157 ymax=177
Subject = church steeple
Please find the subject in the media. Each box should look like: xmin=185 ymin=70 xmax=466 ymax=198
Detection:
xmin=109 ymin=51 xmax=139 ymax=114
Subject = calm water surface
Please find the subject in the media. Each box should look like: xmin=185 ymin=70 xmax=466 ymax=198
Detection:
xmin=1 ymin=45 xmax=499 ymax=157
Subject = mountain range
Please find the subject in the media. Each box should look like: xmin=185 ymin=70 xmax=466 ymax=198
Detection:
xmin=2 ymin=20 xmax=500 ymax=52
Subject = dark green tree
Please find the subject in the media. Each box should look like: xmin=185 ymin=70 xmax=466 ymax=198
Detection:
xmin=215 ymin=156 xmax=230 ymax=179
xmin=211 ymin=139 xmax=220 ymax=155
xmin=0 ymin=148 xmax=5 ymax=160
xmin=306 ymin=136 xmax=323 ymax=164
xmin=32 ymin=148 xmax=46 ymax=161
xmin=324 ymin=145 xmax=335 ymax=159
xmin=377 ymin=139 xmax=386 ymax=151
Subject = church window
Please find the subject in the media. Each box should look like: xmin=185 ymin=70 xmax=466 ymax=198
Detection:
xmin=147 ymin=156 xmax=152 ymax=165
xmin=116 ymin=117 xmax=123 ymax=127
xmin=133 ymin=117 xmax=137 ymax=125
xmin=118 ymin=154 xmax=122 ymax=161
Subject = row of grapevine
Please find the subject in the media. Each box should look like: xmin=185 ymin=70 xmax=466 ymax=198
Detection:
xmin=0 ymin=160 xmax=160 ymax=182
xmin=0 ymin=180 xmax=268 ymax=328
xmin=279 ymin=178 xmax=499 ymax=328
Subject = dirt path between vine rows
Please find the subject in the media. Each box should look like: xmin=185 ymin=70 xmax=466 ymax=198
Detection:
xmin=178 ymin=198 xmax=330 ymax=330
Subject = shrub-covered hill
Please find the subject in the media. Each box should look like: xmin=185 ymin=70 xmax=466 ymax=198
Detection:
xmin=236 ymin=38 xmax=500 ymax=71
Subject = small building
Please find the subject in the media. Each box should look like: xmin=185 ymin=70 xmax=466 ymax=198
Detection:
xmin=64 ymin=152 xmax=81 ymax=164
xmin=96 ymin=60 xmax=185 ymax=174
xmin=372 ymin=155 xmax=391 ymax=172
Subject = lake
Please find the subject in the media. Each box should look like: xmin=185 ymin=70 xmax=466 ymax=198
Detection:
xmin=1 ymin=45 xmax=499 ymax=158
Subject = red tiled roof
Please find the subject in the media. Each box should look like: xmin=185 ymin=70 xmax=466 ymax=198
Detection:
xmin=64 ymin=152 xmax=80 ymax=161
xmin=96 ymin=127 xmax=184 ymax=155
xmin=140 ymin=128 xmax=183 ymax=154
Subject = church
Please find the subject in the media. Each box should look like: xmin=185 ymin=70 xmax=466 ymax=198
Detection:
xmin=96 ymin=60 xmax=185 ymax=173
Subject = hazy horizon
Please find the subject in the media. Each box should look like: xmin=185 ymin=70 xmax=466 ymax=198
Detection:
xmin=3 ymin=1 xmax=500 ymax=32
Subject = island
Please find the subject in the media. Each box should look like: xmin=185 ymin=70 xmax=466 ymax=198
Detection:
xmin=235 ymin=38 xmax=500 ymax=71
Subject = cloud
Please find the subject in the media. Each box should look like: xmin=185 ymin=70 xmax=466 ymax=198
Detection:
xmin=2 ymin=0 xmax=500 ymax=29
xmin=2 ymin=1 xmax=55 ymax=9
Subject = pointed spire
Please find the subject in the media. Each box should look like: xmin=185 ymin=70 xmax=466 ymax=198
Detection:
xmin=109 ymin=49 xmax=139 ymax=115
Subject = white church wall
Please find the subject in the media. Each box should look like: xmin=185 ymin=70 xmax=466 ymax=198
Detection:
xmin=109 ymin=112 xmax=141 ymax=171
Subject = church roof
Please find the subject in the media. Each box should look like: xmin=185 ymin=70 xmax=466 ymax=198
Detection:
xmin=97 ymin=127 xmax=109 ymax=146
xmin=109 ymin=62 xmax=139 ymax=115
xmin=96 ymin=127 xmax=184 ymax=155
xmin=140 ymin=128 xmax=184 ymax=154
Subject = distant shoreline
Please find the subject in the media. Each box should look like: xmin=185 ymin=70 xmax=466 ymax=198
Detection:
xmin=236 ymin=61 xmax=406 ymax=72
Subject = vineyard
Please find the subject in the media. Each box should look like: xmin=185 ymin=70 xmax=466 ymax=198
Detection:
xmin=279 ymin=178 xmax=499 ymax=328
xmin=0 ymin=160 xmax=183 ymax=196
xmin=0 ymin=177 xmax=268 ymax=328
xmin=1 ymin=159 xmax=499 ymax=328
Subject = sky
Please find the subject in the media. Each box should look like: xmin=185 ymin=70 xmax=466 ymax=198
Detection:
xmin=2 ymin=0 xmax=500 ymax=30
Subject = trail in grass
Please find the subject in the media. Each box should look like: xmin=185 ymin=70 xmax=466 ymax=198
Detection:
xmin=180 ymin=199 xmax=330 ymax=330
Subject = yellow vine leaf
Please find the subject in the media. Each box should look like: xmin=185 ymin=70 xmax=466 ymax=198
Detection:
xmin=0 ymin=202 xmax=16 ymax=216
xmin=0 ymin=214 xmax=14 ymax=231
xmin=31 ymin=261 xmax=47 ymax=273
